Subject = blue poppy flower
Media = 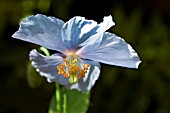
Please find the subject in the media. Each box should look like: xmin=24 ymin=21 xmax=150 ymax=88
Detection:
xmin=12 ymin=14 xmax=141 ymax=93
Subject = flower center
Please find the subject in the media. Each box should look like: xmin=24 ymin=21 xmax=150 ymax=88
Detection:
xmin=57 ymin=54 xmax=90 ymax=84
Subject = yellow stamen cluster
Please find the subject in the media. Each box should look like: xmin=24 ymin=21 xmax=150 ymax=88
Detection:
xmin=57 ymin=56 xmax=90 ymax=83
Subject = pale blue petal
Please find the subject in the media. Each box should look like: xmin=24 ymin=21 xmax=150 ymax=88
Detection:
xmin=29 ymin=49 xmax=69 ymax=85
xmin=66 ymin=60 xmax=101 ymax=93
xmin=61 ymin=16 xmax=97 ymax=50
xmin=76 ymin=33 xmax=103 ymax=55
xmin=12 ymin=14 xmax=68 ymax=54
xmin=61 ymin=15 xmax=114 ymax=52
xmin=76 ymin=15 xmax=115 ymax=55
xmin=79 ymin=32 xmax=141 ymax=68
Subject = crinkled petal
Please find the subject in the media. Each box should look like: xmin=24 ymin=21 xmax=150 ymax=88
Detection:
xmin=66 ymin=60 xmax=100 ymax=93
xmin=29 ymin=49 xmax=69 ymax=85
xmin=76 ymin=15 xmax=115 ymax=55
xmin=12 ymin=14 xmax=68 ymax=54
xmin=61 ymin=15 xmax=114 ymax=52
xmin=79 ymin=32 xmax=141 ymax=68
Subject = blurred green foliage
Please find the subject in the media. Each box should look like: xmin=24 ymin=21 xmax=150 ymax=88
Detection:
xmin=1 ymin=0 xmax=170 ymax=113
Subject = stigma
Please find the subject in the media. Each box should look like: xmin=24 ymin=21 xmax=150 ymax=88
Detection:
xmin=57 ymin=54 xmax=90 ymax=84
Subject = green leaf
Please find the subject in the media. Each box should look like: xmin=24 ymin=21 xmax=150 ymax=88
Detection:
xmin=49 ymin=87 xmax=90 ymax=113
xmin=27 ymin=61 xmax=44 ymax=88
xmin=62 ymin=88 xmax=90 ymax=113
xmin=48 ymin=94 xmax=57 ymax=113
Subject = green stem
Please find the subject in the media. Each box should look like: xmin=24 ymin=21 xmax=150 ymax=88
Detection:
xmin=63 ymin=89 xmax=67 ymax=113
xmin=55 ymin=83 xmax=61 ymax=113
xmin=40 ymin=47 xmax=50 ymax=56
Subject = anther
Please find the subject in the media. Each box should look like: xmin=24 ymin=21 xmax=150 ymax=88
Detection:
xmin=56 ymin=55 xmax=90 ymax=84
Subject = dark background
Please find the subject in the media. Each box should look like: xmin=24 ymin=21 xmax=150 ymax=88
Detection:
xmin=1 ymin=0 xmax=170 ymax=113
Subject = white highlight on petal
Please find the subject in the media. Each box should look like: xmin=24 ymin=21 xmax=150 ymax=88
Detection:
xmin=31 ymin=61 xmax=35 ymax=66
xmin=79 ymin=19 xmax=97 ymax=38
xmin=136 ymin=61 xmax=142 ymax=68
xmin=127 ymin=44 xmax=138 ymax=58
xmin=127 ymin=44 xmax=142 ymax=68
xmin=36 ymin=68 xmax=40 ymax=72
xmin=98 ymin=15 xmax=115 ymax=32
xmin=47 ymin=79 xmax=53 ymax=83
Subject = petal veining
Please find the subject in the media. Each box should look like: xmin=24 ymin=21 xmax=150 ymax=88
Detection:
xmin=61 ymin=16 xmax=115 ymax=52
xmin=61 ymin=16 xmax=97 ymax=50
xmin=76 ymin=15 xmax=115 ymax=55
xmin=79 ymin=32 xmax=141 ymax=68
xmin=12 ymin=14 xmax=68 ymax=54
